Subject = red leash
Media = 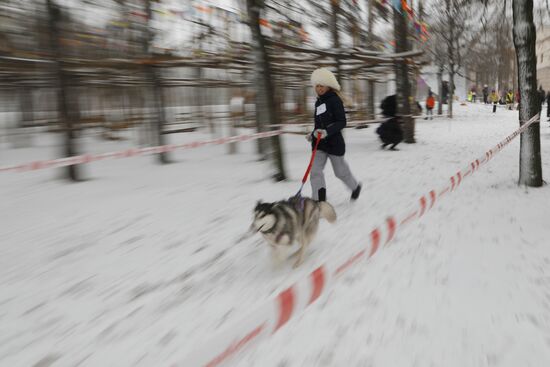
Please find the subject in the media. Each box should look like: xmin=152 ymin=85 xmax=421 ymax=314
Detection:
xmin=296 ymin=132 xmax=322 ymax=197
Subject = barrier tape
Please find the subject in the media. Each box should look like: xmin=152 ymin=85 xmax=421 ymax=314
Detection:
xmin=177 ymin=113 xmax=540 ymax=367
xmin=279 ymin=115 xmax=445 ymax=130
xmin=1 ymin=114 xmax=450 ymax=174
xmin=0 ymin=130 xmax=283 ymax=173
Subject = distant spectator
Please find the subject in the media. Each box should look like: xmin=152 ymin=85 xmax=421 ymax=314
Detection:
xmin=505 ymin=90 xmax=514 ymax=110
xmin=489 ymin=90 xmax=499 ymax=113
xmin=539 ymin=86 xmax=546 ymax=113
xmin=442 ymin=81 xmax=449 ymax=104
xmin=415 ymin=100 xmax=423 ymax=116
xmin=482 ymin=85 xmax=489 ymax=104
xmin=425 ymin=92 xmax=435 ymax=120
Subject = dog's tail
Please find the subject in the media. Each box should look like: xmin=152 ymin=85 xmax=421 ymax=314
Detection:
xmin=319 ymin=202 xmax=337 ymax=223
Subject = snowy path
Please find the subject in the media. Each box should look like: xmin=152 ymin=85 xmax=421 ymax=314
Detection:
xmin=1 ymin=103 xmax=550 ymax=366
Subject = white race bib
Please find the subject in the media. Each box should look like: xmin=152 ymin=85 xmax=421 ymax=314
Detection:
xmin=316 ymin=103 xmax=327 ymax=115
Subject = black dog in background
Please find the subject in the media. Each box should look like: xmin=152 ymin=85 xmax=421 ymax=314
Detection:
xmin=376 ymin=95 xmax=403 ymax=150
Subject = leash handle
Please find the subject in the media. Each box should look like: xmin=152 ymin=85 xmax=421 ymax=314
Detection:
xmin=301 ymin=132 xmax=322 ymax=185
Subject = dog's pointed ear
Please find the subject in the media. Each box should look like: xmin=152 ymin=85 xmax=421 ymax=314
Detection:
xmin=255 ymin=200 xmax=262 ymax=209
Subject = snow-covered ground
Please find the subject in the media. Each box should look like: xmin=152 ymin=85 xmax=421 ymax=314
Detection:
xmin=1 ymin=102 xmax=550 ymax=367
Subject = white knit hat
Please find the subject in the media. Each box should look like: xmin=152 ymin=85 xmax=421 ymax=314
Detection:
xmin=310 ymin=68 xmax=341 ymax=91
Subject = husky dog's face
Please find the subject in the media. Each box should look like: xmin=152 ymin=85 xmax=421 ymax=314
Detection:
xmin=252 ymin=201 xmax=276 ymax=232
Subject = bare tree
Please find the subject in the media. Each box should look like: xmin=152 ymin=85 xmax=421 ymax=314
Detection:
xmin=442 ymin=0 xmax=471 ymax=117
xmin=46 ymin=0 xmax=80 ymax=181
xmin=246 ymin=0 xmax=287 ymax=181
xmin=143 ymin=0 xmax=169 ymax=164
xmin=329 ymin=0 xmax=343 ymax=83
xmin=513 ymin=0 xmax=543 ymax=187
xmin=304 ymin=0 xmax=364 ymax=84
xmin=394 ymin=4 xmax=414 ymax=143
xmin=365 ymin=0 xmax=376 ymax=120
xmin=429 ymin=0 xmax=480 ymax=116
xmin=430 ymin=26 xmax=447 ymax=115
xmin=446 ymin=0 xmax=456 ymax=117
xmin=458 ymin=2 xmax=518 ymax=101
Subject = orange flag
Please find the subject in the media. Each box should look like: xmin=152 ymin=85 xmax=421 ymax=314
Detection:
xmin=259 ymin=18 xmax=271 ymax=29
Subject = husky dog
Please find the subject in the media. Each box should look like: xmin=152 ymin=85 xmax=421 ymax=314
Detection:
xmin=251 ymin=197 xmax=337 ymax=267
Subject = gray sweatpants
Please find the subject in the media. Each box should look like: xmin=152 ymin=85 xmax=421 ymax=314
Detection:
xmin=310 ymin=150 xmax=359 ymax=200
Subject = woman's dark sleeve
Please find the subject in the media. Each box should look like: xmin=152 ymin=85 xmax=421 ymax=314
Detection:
xmin=325 ymin=97 xmax=347 ymax=136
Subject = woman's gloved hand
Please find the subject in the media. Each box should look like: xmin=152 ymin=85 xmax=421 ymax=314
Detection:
xmin=314 ymin=129 xmax=328 ymax=139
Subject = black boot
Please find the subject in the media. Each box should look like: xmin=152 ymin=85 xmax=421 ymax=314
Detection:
xmin=318 ymin=188 xmax=326 ymax=202
xmin=351 ymin=184 xmax=362 ymax=200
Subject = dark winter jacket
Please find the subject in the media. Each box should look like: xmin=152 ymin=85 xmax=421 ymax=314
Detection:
xmin=381 ymin=94 xmax=397 ymax=117
xmin=377 ymin=94 xmax=402 ymax=144
xmin=376 ymin=117 xmax=403 ymax=145
xmin=310 ymin=90 xmax=347 ymax=156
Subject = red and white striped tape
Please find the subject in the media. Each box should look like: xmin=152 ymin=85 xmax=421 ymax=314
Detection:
xmin=178 ymin=113 xmax=540 ymax=367
xmin=0 ymin=130 xmax=284 ymax=174
xmin=1 ymin=115 xmax=446 ymax=175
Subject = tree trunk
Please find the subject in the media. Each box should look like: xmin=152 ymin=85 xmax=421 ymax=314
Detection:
xmin=47 ymin=0 xmax=80 ymax=181
xmin=437 ymin=65 xmax=443 ymax=115
xmin=394 ymin=5 xmax=415 ymax=143
xmin=246 ymin=0 xmax=286 ymax=181
xmin=496 ymin=28 xmax=504 ymax=92
xmin=366 ymin=0 xmax=375 ymax=120
xmin=197 ymin=66 xmax=213 ymax=135
xmin=512 ymin=51 xmax=517 ymax=94
xmin=144 ymin=0 xmax=169 ymax=164
xmin=446 ymin=0 xmax=454 ymax=118
xmin=512 ymin=0 xmax=542 ymax=187
xmin=448 ymin=70 xmax=455 ymax=118
xmin=14 ymin=86 xmax=33 ymax=148
xmin=366 ymin=80 xmax=375 ymax=120
xmin=148 ymin=68 xmax=169 ymax=164
xmin=330 ymin=0 xmax=342 ymax=85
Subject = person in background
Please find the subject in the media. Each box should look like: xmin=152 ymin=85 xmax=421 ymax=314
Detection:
xmin=425 ymin=91 xmax=435 ymax=120
xmin=499 ymin=90 xmax=506 ymax=105
xmin=415 ymin=100 xmax=423 ymax=116
xmin=489 ymin=89 xmax=499 ymax=113
xmin=482 ymin=85 xmax=489 ymax=104
xmin=306 ymin=68 xmax=362 ymax=202
xmin=539 ymin=86 xmax=546 ymax=113
xmin=505 ymin=90 xmax=514 ymax=110
xmin=442 ymin=81 xmax=449 ymax=104
xmin=376 ymin=95 xmax=403 ymax=151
